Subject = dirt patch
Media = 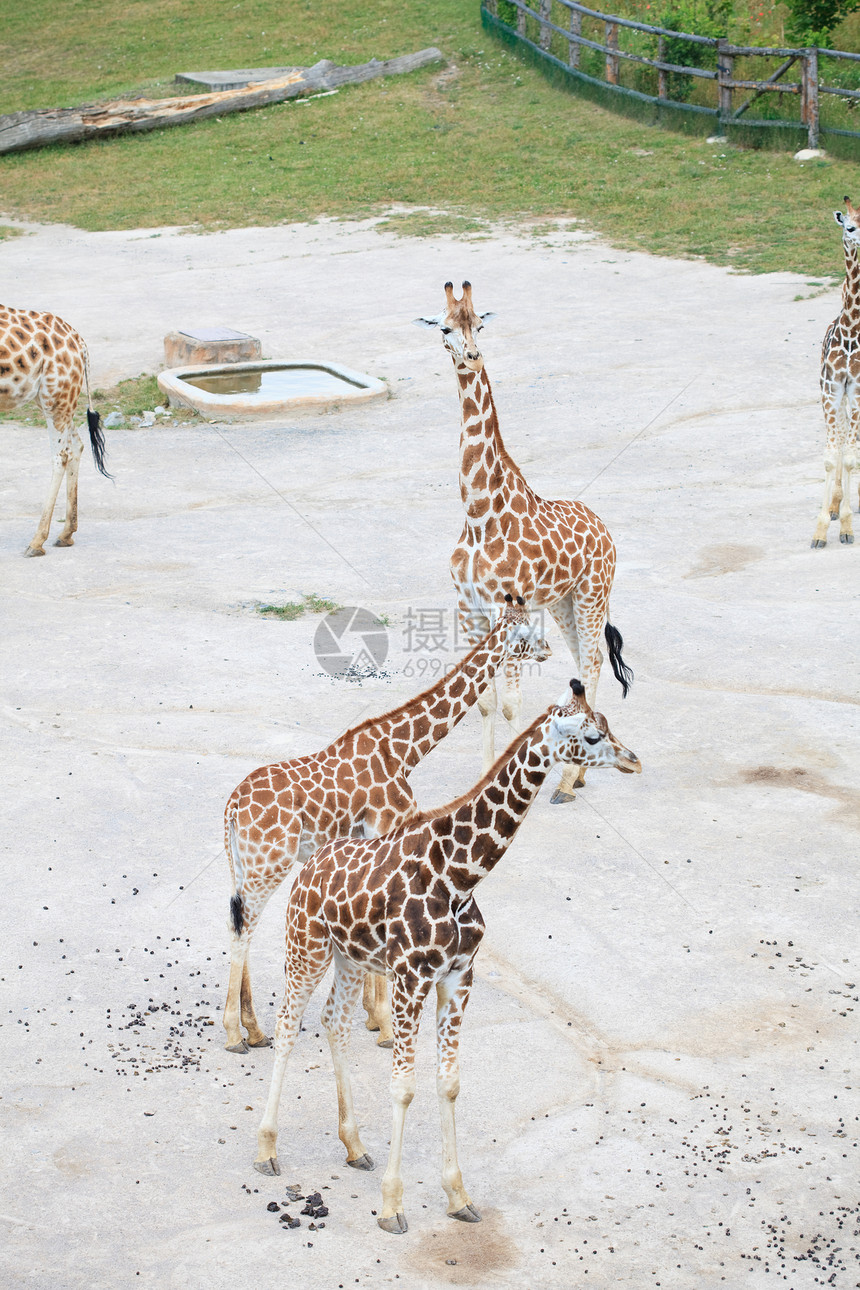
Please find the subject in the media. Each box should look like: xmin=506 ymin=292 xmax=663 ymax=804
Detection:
xmin=684 ymin=543 xmax=764 ymax=578
xmin=742 ymin=765 xmax=860 ymax=828
xmin=403 ymin=1208 xmax=520 ymax=1286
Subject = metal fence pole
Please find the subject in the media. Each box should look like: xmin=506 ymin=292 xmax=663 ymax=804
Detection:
xmin=717 ymin=37 xmax=733 ymax=122
xmin=569 ymin=7 xmax=582 ymax=66
xmin=605 ymin=21 xmax=619 ymax=83
xmin=658 ymin=35 xmax=667 ymax=97
xmin=517 ymin=0 xmax=526 ymax=37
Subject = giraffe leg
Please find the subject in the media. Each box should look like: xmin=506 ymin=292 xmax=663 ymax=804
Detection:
xmin=378 ymin=972 xmax=433 ymax=1234
xmin=548 ymin=594 xmax=586 ymax=802
xmin=498 ymin=656 xmax=524 ymax=735
xmin=476 ymin=680 xmax=498 ymax=773
xmin=362 ymin=972 xmax=393 ymax=1048
xmin=812 ymin=451 xmax=839 ymax=547
xmin=223 ymin=819 xmax=302 ymax=1052
xmin=323 ymin=952 xmax=374 ymax=1168
xmin=27 ymin=421 xmax=67 ymax=556
xmin=838 ymin=410 xmax=858 ymax=543
xmin=254 ymin=938 xmax=332 ymax=1175
xmin=436 ymin=969 xmax=480 ymax=1222
xmin=55 ymin=428 xmax=83 ymax=547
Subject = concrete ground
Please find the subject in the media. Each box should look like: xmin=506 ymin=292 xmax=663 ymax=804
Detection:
xmin=1 ymin=215 xmax=858 ymax=1290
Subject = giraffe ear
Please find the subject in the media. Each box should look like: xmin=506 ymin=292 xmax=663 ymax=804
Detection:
xmin=835 ymin=210 xmax=846 ymax=226
xmin=479 ymin=312 xmax=497 ymax=324
xmin=413 ymin=315 xmax=442 ymax=329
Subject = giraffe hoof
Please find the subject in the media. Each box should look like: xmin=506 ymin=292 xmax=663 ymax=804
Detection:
xmin=247 ymin=1035 xmax=272 ymax=1048
xmin=376 ymin=1034 xmax=394 ymax=1049
xmin=377 ymin=1212 xmax=408 ymax=1234
xmin=226 ymin=1040 xmax=250 ymax=1054
xmin=449 ymin=1204 xmax=482 ymax=1223
xmin=840 ymin=532 xmax=854 ymax=544
xmin=550 ymin=789 xmax=576 ymax=805
xmin=831 ymin=511 xmax=840 ymax=521
xmin=54 ymin=536 xmax=74 ymax=547
xmin=347 ymin=1153 xmax=375 ymax=1171
xmin=254 ymin=1157 xmax=281 ymax=1177
xmin=24 ymin=546 xmax=46 ymax=558
xmin=364 ymin=1019 xmax=381 ymax=1033
xmin=810 ymin=539 xmax=827 ymax=548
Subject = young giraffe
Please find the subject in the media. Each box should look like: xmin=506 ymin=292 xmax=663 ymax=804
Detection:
xmin=222 ymin=597 xmax=550 ymax=1053
xmin=253 ymin=681 xmax=640 ymax=1233
xmin=812 ymin=197 xmax=860 ymax=548
xmin=415 ymin=282 xmax=632 ymax=803
xmin=0 ymin=304 xmax=110 ymax=556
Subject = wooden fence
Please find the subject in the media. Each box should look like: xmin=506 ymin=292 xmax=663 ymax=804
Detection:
xmin=482 ymin=0 xmax=860 ymax=153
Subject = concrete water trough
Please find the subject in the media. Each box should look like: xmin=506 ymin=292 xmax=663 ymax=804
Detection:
xmin=157 ymin=359 xmax=387 ymax=420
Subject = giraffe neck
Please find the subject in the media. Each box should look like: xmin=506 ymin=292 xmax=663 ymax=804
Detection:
xmin=429 ymin=713 xmax=556 ymax=891
xmin=364 ymin=627 xmax=509 ymax=771
xmin=455 ymin=362 xmax=530 ymax=524
xmin=840 ymin=238 xmax=860 ymax=329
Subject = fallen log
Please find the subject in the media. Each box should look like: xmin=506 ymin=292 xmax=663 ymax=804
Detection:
xmin=0 ymin=48 xmax=443 ymax=156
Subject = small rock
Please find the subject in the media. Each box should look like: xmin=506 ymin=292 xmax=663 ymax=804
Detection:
xmin=154 ymin=405 xmax=169 ymax=416
xmin=288 ymin=1217 xmax=301 ymax=1229
xmin=278 ymin=1211 xmax=292 ymax=1223
xmin=141 ymin=410 xmax=156 ymax=426
xmin=315 ymin=1206 xmax=329 ymax=1218
xmin=706 ymin=134 xmax=727 ymax=144
xmin=104 ymin=411 xmax=124 ymax=428
xmin=794 ymin=147 xmax=826 ymax=161
xmin=267 ymin=1202 xmax=280 ymax=1212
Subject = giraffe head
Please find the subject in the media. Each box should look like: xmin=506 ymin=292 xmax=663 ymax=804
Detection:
xmin=499 ymin=593 xmax=552 ymax=663
xmin=834 ymin=197 xmax=860 ymax=249
xmin=546 ymin=679 xmax=641 ymax=774
xmin=413 ymin=280 xmax=495 ymax=372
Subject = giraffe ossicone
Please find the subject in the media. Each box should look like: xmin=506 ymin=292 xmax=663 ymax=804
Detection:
xmin=0 ymin=304 xmax=110 ymax=555
xmin=416 ymin=280 xmax=633 ymax=802
xmin=812 ymin=197 xmax=860 ymax=548
xmin=221 ymin=597 xmax=551 ymax=1053
xmin=252 ymin=681 xmax=640 ymax=1232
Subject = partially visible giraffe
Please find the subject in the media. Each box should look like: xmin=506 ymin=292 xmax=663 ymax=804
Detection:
xmin=415 ymin=281 xmax=633 ymax=803
xmin=252 ymin=680 xmax=641 ymax=1233
xmin=222 ymin=597 xmax=550 ymax=1053
xmin=812 ymin=197 xmax=860 ymax=548
xmin=0 ymin=304 xmax=110 ymax=556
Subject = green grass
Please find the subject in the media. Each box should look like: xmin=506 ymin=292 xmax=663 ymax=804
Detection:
xmin=0 ymin=0 xmax=856 ymax=275
xmin=256 ymin=594 xmax=343 ymax=620
xmin=0 ymin=373 xmax=199 ymax=427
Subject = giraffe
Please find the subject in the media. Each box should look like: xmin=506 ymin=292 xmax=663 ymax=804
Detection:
xmin=415 ymin=281 xmax=632 ymax=804
xmin=252 ymin=680 xmax=640 ymax=1233
xmin=222 ymin=596 xmax=550 ymax=1053
xmin=812 ymin=197 xmax=860 ymax=548
xmin=0 ymin=304 xmax=110 ymax=556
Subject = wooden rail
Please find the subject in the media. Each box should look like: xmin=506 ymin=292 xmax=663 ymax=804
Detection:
xmin=484 ymin=0 xmax=860 ymax=149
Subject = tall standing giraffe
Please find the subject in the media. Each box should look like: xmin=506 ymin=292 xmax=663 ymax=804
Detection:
xmin=222 ymin=597 xmax=550 ymax=1052
xmin=812 ymin=197 xmax=860 ymax=548
xmin=415 ymin=281 xmax=632 ymax=803
xmin=0 ymin=304 xmax=110 ymax=556
xmin=252 ymin=680 xmax=640 ymax=1233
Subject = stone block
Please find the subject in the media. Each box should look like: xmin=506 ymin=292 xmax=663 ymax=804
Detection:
xmin=163 ymin=328 xmax=261 ymax=368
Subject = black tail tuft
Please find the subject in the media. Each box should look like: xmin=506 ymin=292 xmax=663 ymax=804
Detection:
xmin=605 ymin=623 xmax=633 ymax=699
xmin=230 ymin=894 xmax=244 ymax=936
xmin=87 ymin=408 xmax=113 ymax=480
xmin=569 ymin=678 xmax=585 ymax=697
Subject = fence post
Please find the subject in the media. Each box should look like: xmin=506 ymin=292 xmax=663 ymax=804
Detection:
xmin=484 ymin=0 xmax=498 ymax=13
xmin=716 ymin=37 xmax=733 ymax=123
xmin=658 ymin=35 xmax=667 ymax=98
xmin=803 ymin=47 xmax=820 ymax=148
xmin=517 ymin=0 xmax=526 ymax=37
xmin=539 ymin=0 xmax=552 ymax=50
xmin=569 ymin=7 xmax=582 ymax=66
xmin=605 ymin=22 xmax=619 ymax=83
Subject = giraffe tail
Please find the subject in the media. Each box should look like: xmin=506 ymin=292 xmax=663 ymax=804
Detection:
xmin=227 ymin=815 xmax=245 ymax=935
xmin=605 ymin=621 xmax=633 ymax=699
xmin=81 ymin=342 xmax=113 ymax=480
